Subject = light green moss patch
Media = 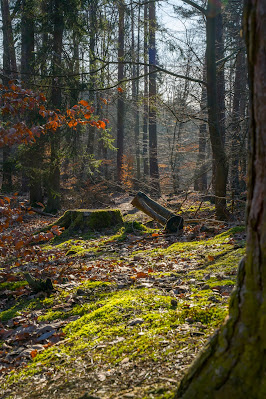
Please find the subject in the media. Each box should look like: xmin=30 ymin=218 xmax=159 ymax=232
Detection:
xmin=0 ymin=281 xmax=28 ymax=292
xmin=3 ymin=285 xmax=227 ymax=389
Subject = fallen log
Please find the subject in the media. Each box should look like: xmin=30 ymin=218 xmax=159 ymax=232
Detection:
xmin=131 ymin=192 xmax=184 ymax=233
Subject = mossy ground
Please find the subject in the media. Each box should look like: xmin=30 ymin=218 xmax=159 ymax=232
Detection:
xmin=0 ymin=210 xmax=246 ymax=399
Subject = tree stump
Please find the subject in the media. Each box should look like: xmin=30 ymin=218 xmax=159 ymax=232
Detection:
xmin=47 ymin=209 xmax=123 ymax=233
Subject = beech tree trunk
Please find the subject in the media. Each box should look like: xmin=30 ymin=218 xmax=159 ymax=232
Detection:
xmin=131 ymin=3 xmax=141 ymax=182
xmin=86 ymin=0 xmax=97 ymax=158
xmin=21 ymin=0 xmax=35 ymax=83
xmin=117 ymin=0 xmax=125 ymax=183
xmin=46 ymin=0 xmax=64 ymax=213
xmin=206 ymin=0 xmax=228 ymax=219
xmin=1 ymin=0 xmax=17 ymax=192
xmin=175 ymin=0 xmax=266 ymax=397
xmin=194 ymin=59 xmax=208 ymax=192
xmin=143 ymin=3 xmax=149 ymax=178
xmin=148 ymin=0 xmax=160 ymax=194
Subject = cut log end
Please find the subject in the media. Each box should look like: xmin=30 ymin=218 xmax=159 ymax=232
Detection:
xmin=165 ymin=215 xmax=184 ymax=233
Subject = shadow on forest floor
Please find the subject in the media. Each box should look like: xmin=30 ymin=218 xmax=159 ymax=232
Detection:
xmin=0 ymin=195 xmax=246 ymax=398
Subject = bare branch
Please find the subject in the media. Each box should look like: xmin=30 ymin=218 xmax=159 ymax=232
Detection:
xmin=181 ymin=0 xmax=207 ymax=16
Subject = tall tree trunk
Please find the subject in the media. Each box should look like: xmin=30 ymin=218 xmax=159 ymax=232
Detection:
xmin=21 ymin=0 xmax=43 ymax=204
xmin=143 ymin=3 xmax=149 ymax=178
xmin=194 ymin=64 xmax=208 ymax=192
xmin=148 ymin=0 xmax=160 ymax=193
xmin=21 ymin=0 xmax=35 ymax=83
xmin=131 ymin=3 xmax=141 ymax=182
xmin=175 ymin=0 xmax=266 ymax=397
xmin=117 ymin=0 xmax=125 ymax=184
xmin=1 ymin=0 xmax=17 ymax=192
xmin=215 ymin=12 xmax=226 ymax=145
xmin=46 ymin=0 xmax=63 ymax=213
xmin=206 ymin=0 xmax=228 ymax=219
xmin=231 ymin=49 xmax=246 ymax=195
xmin=86 ymin=0 xmax=97 ymax=158
xmin=1 ymin=0 xmax=17 ymax=78
xmin=194 ymin=56 xmax=208 ymax=192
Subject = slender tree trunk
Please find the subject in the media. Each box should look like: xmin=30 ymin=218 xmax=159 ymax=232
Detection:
xmin=231 ymin=49 xmax=245 ymax=195
xmin=1 ymin=0 xmax=17 ymax=78
xmin=215 ymin=12 xmax=226 ymax=145
xmin=46 ymin=0 xmax=63 ymax=213
xmin=86 ymin=0 xmax=97 ymax=157
xmin=194 ymin=58 xmax=208 ymax=192
xmin=206 ymin=0 xmax=228 ymax=219
xmin=148 ymin=0 xmax=160 ymax=193
xmin=143 ymin=3 xmax=149 ymax=178
xmin=21 ymin=0 xmax=43 ymax=203
xmin=175 ymin=0 xmax=266 ymax=397
xmin=131 ymin=3 xmax=141 ymax=182
xmin=117 ymin=0 xmax=125 ymax=183
xmin=21 ymin=0 xmax=35 ymax=83
xmin=1 ymin=0 xmax=17 ymax=192
xmin=40 ymin=0 xmax=49 ymax=78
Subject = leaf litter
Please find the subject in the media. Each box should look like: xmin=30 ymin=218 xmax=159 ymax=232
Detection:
xmin=0 ymin=197 xmax=246 ymax=398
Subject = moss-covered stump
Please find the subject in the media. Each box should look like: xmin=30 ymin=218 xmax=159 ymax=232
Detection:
xmin=49 ymin=209 xmax=123 ymax=233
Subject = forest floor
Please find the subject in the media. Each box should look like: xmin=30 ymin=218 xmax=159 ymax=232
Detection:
xmin=0 ymin=193 xmax=246 ymax=399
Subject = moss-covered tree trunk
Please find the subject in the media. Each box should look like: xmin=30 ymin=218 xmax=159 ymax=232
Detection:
xmin=175 ymin=0 xmax=266 ymax=397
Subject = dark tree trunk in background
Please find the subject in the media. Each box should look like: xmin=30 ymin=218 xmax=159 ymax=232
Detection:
xmin=143 ymin=3 xmax=149 ymax=178
xmin=131 ymin=3 xmax=141 ymax=182
xmin=117 ymin=0 xmax=125 ymax=184
xmin=21 ymin=0 xmax=35 ymax=83
xmin=215 ymin=12 xmax=226 ymax=145
xmin=194 ymin=59 xmax=208 ymax=192
xmin=148 ymin=0 xmax=160 ymax=193
xmin=1 ymin=0 xmax=17 ymax=78
xmin=175 ymin=0 xmax=266 ymax=397
xmin=206 ymin=0 xmax=228 ymax=219
xmin=231 ymin=49 xmax=246 ymax=195
xmin=1 ymin=0 xmax=17 ymax=192
xmin=86 ymin=0 xmax=97 ymax=158
xmin=21 ymin=0 xmax=43 ymax=204
xmin=46 ymin=0 xmax=64 ymax=213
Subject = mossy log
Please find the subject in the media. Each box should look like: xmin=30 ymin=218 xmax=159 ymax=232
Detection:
xmin=46 ymin=209 xmax=123 ymax=233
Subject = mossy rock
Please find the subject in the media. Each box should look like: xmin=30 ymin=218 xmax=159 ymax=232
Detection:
xmin=50 ymin=209 xmax=123 ymax=232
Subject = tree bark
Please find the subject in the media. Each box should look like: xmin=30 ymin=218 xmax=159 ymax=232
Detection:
xmin=143 ymin=3 xmax=149 ymax=178
xmin=148 ymin=0 xmax=160 ymax=194
xmin=86 ymin=0 xmax=97 ymax=158
xmin=175 ymin=0 xmax=266 ymax=397
xmin=1 ymin=0 xmax=17 ymax=78
xmin=206 ymin=0 xmax=228 ymax=219
xmin=1 ymin=0 xmax=17 ymax=192
xmin=46 ymin=0 xmax=64 ymax=213
xmin=215 ymin=12 xmax=226 ymax=145
xmin=117 ymin=0 xmax=125 ymax=184
xmin=21 ymin=0 xmax=35 ymax=83
xmin=131 ymin=3 xmax=141 ymax=182
xmin=194 ymin=59 xmax=208 ymax=192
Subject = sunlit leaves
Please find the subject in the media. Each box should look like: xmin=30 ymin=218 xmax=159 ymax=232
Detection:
xmin=0 ymin=83 xmax=107 ymax=148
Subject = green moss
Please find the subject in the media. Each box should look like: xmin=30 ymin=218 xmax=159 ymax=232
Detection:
xmin=1 ymin=226 xmax=246 ymax=397
xmin=0 ymin=281 xmax=28 ymax=291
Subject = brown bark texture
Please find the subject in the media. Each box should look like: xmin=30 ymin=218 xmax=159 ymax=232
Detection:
xmin=206 ymin=1 xmax=228 ymax=220
xmin=117 ymin=0 xmax=125 ymax=183
xmin=46 ymin=0 xmax=64 ymax=213
xmin=175 ymin=0 xmax=266 ymax=397
xmin=148 ymin=0 xmax=160 ymax=193
xmin=143 ymin=3 xmax=149 ymax=177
